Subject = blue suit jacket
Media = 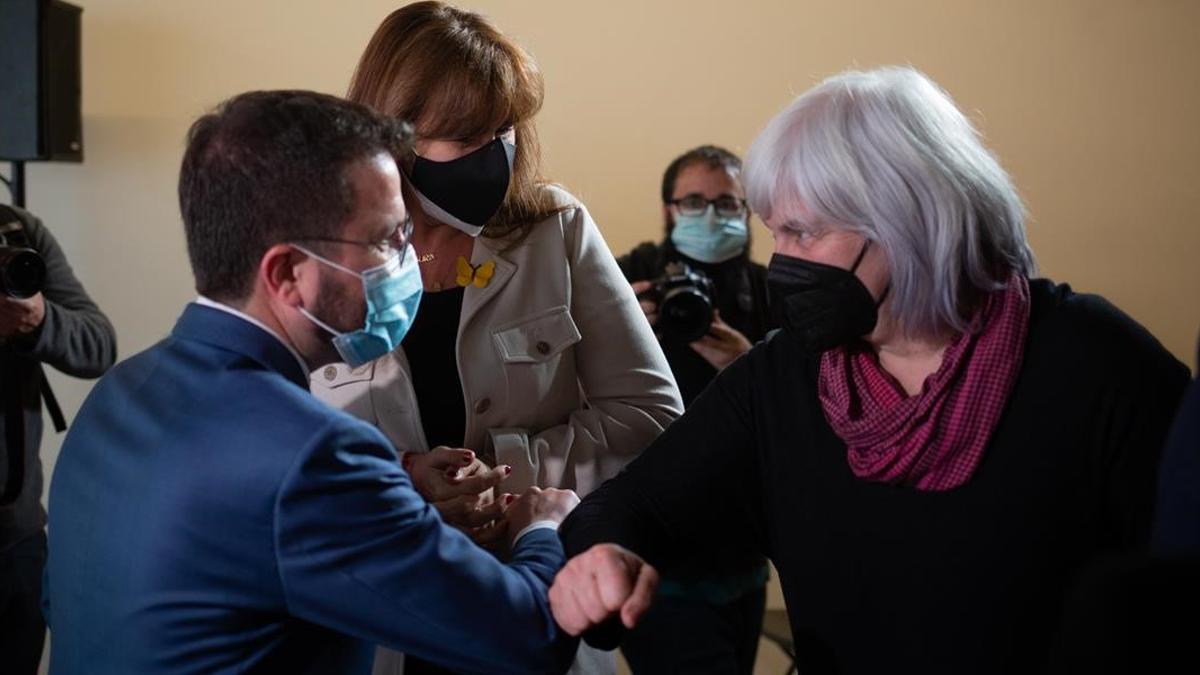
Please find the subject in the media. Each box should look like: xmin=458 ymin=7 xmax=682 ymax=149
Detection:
xmin=46 ymin=304 xmax=575 ymax=674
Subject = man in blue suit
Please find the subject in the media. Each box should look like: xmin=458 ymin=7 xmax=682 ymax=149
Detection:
xmin=45 ymin=90 xmax=580 ymax=674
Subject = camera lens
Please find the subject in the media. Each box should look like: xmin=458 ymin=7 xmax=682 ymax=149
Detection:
xmin=659 ymin=287 xmax=712 ymax=343
xmin=0 ymin=248 xmax=47 ymax=299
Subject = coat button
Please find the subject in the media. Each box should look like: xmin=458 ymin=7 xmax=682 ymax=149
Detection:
xmin=323 ymin=366 xmax=337 ymax=381
xmin=535 ymin=341 xmax=551 ymax=355
xmin=474 ymin=397 xmax=491 ymax=415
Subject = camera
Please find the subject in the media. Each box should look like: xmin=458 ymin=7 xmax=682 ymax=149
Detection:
xmin=640 ymin=262 xmax=715 ymax=343
xmin=0 ymin=233 xmax=45 ymax=299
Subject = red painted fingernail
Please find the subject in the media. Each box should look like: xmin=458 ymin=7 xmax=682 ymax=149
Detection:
xmin=504 ymin=494 xmax=515 ymax=505
xmin=503 ymin=466 xmax=512 ymax=476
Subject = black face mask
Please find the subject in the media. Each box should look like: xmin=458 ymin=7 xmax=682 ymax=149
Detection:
xmin=407 ymin=138 xmax=516 ymax=237
xmin=767 ymin=241 xmax=885 ymax=353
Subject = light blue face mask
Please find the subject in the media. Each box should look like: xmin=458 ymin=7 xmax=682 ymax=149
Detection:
xmin=670 ymin=206 xmax=749 ymax=264
xmin=293 ymin=243 xmax=423 ymax=368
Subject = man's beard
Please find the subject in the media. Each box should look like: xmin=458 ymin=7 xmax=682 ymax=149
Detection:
xmin=310 ymin=273 xmax=364 ymax=337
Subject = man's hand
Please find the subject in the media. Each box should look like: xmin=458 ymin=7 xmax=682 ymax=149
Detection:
xmin=690 ymin=310 xmax=752 ymax=371
xmin=549 ymin=543 xmax=659 ymax=636
xmin=405 ymin=447 xmax=511 ymax=530
xmin=0 ymin=293 xmax=45 ymax=338
xmin=630 ymin=280 xmax=658 ymax=326
xmin=505 ymin=486 xmax=580 ymax=549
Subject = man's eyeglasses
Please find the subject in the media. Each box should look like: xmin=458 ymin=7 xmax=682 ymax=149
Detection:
xmin=294 ymin=215 xmax=414 ymax=263
xmin=668 ymin=195 xmax=747 ymax=218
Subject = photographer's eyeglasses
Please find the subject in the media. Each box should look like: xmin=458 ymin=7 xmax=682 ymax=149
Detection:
xmin=669 ymin=195 xmax=747 ymax=218
xmin=293 ymin=215 xmax=414 ymax=264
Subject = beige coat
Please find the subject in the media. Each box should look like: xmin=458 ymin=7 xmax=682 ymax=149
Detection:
xmin=311 ymin=185 xmax=683 ymax=499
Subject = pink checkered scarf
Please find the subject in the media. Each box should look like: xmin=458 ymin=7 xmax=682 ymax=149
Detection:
xmin=818 ymin=275 xmax=1031 ymax=491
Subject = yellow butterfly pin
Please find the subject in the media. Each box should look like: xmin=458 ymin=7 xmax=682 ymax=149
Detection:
xmin=455 ymin=256 xmax=496 ymax=289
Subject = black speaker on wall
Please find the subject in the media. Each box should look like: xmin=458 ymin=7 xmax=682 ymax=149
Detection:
xmin=0 ymin=0 xmax=83 ymax=162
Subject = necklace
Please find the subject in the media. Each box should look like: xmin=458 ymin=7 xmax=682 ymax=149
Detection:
xmin=417 ymin=252 xmax=436 ymax=264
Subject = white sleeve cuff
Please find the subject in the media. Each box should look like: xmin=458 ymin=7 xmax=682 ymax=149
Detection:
xmin=513 ymin=520 xmax=560 ymax=545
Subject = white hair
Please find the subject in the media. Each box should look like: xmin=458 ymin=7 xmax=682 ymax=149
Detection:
xmin=745 ymin=66 xmax=1035 ymax=338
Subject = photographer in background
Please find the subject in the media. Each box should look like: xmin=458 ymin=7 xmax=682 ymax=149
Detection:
xmin=615 ymin=145 xmax=773 ymax=674
xmin=620 ymin=145 xmax=773 ymax=404
xmin=0 ymin=203 xmax=115 ymax=675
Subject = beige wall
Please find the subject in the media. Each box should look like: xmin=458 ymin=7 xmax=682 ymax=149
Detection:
xmin=23 ymin=1 xmax=1199 ymax=670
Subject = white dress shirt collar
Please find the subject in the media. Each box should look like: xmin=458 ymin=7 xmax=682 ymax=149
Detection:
xmin=194 ymin=297 xmax=310 ymax=378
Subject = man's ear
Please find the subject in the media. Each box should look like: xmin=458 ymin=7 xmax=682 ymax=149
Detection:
xmin=260 ymin=244 xmax=307 ymax=307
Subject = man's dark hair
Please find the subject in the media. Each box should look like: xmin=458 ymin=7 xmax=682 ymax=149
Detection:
xmin=659 ymin=144 xmax=743 ymax=205
xmin=178 ymin=90 xmax=414 ymax=301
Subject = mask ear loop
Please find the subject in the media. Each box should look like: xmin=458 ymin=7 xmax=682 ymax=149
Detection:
xmin=291 ymin=244 xmax=361 ymax=279
xmin=298 ymin=306 xmax=343 ymax=338
xmin=876 ymin=283 xmax=892 ymax=308
xmin=849 ymin=239 xmax=872 ymax=272
xmin=289 ymin=245 xmax=357 ymax=338
xmin=850 ymin=239 xmax=892 ymax=308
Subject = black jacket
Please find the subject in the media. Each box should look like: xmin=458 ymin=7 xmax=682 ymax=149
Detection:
xmin=1 ymin=204 xmax=115 ymax=551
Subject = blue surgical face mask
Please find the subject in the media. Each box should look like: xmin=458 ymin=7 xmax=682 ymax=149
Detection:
xmin=292 ymin=243 xmax=423 ymax=368
xmin=670 ymin=206 xmax=749 ymax=264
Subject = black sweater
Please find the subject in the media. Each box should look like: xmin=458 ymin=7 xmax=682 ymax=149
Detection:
xmin=560 ymin=279 xmax=1189 ymax=674
xmin=401 ymin=286 xmax=467 ymax=449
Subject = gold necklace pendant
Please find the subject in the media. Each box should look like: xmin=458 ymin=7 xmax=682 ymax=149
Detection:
xmin=418 ymin=252 xmax=436 ymax=264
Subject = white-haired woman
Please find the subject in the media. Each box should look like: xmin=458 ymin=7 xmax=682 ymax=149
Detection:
xmin=550 ymin=67 xmax=1190 ymax=674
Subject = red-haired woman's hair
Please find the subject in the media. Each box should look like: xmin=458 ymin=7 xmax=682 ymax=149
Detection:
xmin=349 ymin=2 xmax=564 ymax=240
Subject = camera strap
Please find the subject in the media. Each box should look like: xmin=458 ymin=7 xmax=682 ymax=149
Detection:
xmin=41 ymin=368 xmax=66 ymax=432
